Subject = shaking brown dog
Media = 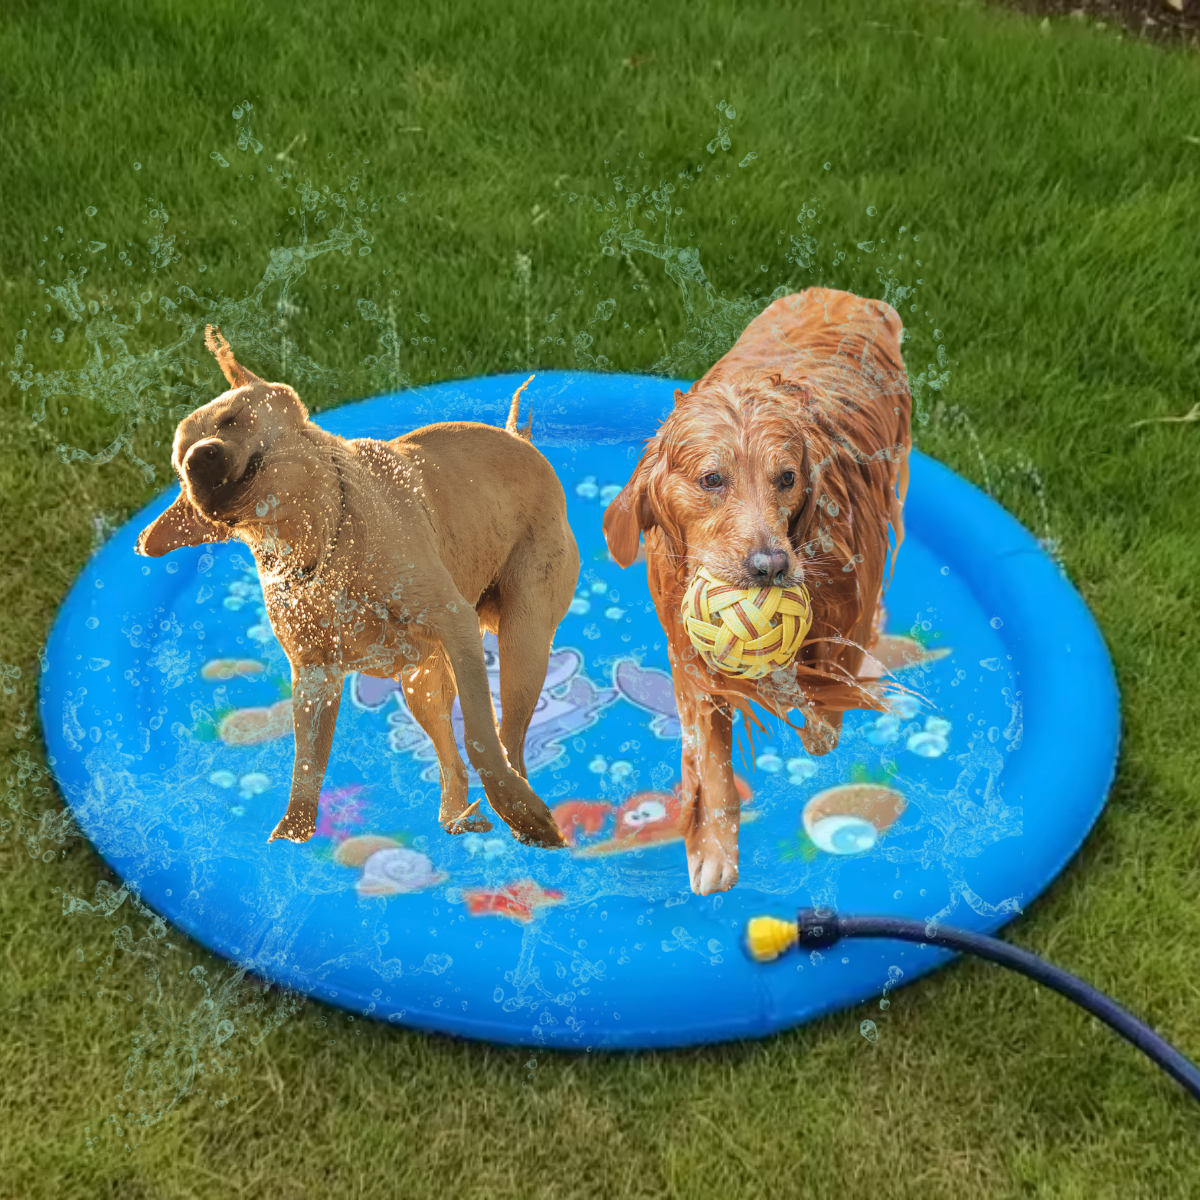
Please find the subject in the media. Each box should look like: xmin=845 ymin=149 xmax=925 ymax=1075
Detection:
xmin=138 ymin=329 xmax=575 ymax=848
xmin=603 ymin=288 xmax=912 ymax=894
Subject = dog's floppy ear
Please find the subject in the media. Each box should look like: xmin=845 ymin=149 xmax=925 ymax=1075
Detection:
xmin=603 ymin=446 xmax=658 ymax=569
xmin=789 ymin=439 xmax=822 ymax=540
xmin=137 ymin=495 xmax=230 ymax=557
xmin=205 ymin=324 xmax=265 ymax=389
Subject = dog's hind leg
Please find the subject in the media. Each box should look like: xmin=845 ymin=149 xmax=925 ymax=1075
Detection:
xmin=434 ymin=610 xmax=566 ymax=848
xmin=400 ymin=649 xmax=493 ymax=834
xmin=494 ymin=610 xmax=555 ymax=780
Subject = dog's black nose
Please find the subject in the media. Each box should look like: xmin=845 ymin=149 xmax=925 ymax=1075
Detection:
xmin=184 ymin=439 xmax=231 ymax=490
xmin=747 ymin=548 xmax=790 ymax=583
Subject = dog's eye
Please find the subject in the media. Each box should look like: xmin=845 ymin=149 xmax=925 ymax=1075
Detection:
xmin=699 ymin=472 xmax=723 ymax=491
xmin=780 ymin=470 xmax=795 ymax=488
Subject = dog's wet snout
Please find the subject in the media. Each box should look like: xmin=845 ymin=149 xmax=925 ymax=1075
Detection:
xmin=748 ymin=547 xmax=790 ymax=583
xmin=185 ymin=438 xmax=231 ymax=489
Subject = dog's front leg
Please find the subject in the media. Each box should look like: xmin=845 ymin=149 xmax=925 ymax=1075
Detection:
xmin=268 ymin=664 xmax=343 ymax=843
xmin=672 ymin=670 xmax=740 ymax=895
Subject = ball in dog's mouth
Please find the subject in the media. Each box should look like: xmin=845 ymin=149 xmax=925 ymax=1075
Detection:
xmin=680 ymin=567 xmax=812 ymax=680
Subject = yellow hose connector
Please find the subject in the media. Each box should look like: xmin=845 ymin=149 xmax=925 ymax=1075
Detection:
xmin=745 ymin=915 xmax=799 ymax=963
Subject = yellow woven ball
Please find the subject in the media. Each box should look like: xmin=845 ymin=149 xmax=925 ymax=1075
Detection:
xmin=681 ymin=567 xmax=813 ymax=680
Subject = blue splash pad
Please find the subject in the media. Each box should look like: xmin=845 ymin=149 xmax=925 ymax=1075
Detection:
xmin=40 ymin=371 xmax=1118 ymax=1049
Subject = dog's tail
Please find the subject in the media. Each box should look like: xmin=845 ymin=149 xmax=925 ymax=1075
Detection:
xmin=505 ymin=374 xmax=535 ymax=441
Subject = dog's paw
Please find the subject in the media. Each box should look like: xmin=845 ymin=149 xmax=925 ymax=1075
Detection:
xmin=508 ymin=801 xmax=569 ymax=849
xmin=443 ymin=815 xmax=494 ymax=835
xmin=686 ymin=840 xmax=739 ymax=896
xmin=510 ymin=819 xmax=569 ymax=850
xmin=440 ymin=797 xmax=494 ymax=835
xmin=490 ymin=774 xmax=569 ymax=848
xmin=267 ymin=807 xmax=317 ymax=843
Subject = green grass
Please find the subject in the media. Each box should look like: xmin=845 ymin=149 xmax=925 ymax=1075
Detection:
xmin=3 ymin=0 xmax=1200 ymax=1195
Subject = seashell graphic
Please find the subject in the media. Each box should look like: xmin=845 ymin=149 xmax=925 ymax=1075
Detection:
xmin=217 ymin=698 xmax=293 ymax=745
xmin=200 ymin=658 xmax=265 ymax=682
xmin=356 ymin=847 xmax=446 ymax=896
xmin=333 ymin=835 xmax=447 ymax=896
xmin=801 ymin=783 xmax=907 ymax=856
xmin=333 ymin=835 xmax=404 ymax=867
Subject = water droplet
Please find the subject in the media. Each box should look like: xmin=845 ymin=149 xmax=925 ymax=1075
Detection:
xmin=823 ymin=162 xmax=831 ymax=170
xmin=860 ymin=1020 xmax=879 ymax=1042
xmin=990 ymin=616 xmax=1004 ymax=629
xmin=866 ymin=206 xmax=877 ymax=216
xmin=133 ymin=162 xmax=141 ymax=170
xmin=85 ymin=206 xmax=98 ymax=217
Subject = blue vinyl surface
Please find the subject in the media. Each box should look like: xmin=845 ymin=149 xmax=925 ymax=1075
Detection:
xmin=40 ymin=371 xmax=1119 ymax=1048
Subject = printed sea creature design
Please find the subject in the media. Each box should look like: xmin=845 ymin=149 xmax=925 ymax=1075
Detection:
xmin=611 ymin=659 xmax=682 ymax=740
xmin=200 ymin=658 xmax=265 ymax=682
xmin=333 ymin=834 xmax=447 ymax=897
xmin=460 ymin=879 xmax=565 ymax=923
xmin=801 ymin=782 xmax=907 ymax=856
xmin=907 ymin=715 xmax=952 ymax=758
xmin=313 ymin=784 xmax=369 ymax=842
xmin=858 ymin=609 xmax=952 ymax=681
xmin=217 ymin=698 xmax=293 ymax=745
xmin=552 ymin=777 xmax=755 ymax=856
xmin=351 ymin=632 xmax=617 ymax=782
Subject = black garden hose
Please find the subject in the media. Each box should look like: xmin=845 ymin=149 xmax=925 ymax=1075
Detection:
xmin=759 ymin=909 xmax=1200 ymax=1105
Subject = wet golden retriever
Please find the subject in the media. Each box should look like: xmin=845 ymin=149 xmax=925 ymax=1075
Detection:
xmin=603 ymin=289 xmax=912 ymax=894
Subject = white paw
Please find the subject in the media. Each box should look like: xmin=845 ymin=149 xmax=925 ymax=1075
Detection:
xmin=686 ymin=842 xmax=739 ymax=895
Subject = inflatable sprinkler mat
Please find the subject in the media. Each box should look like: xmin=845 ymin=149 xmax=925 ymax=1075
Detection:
xmin=41 ymin=371 xmax=1119 ymax=1049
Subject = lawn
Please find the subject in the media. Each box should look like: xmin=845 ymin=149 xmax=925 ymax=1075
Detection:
xmin=2 ymin=0 xmax=1200 ymax=1195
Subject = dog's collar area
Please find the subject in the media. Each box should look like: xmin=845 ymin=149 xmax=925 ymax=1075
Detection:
xmin=288 ymin=461 xmax=348 ymax=584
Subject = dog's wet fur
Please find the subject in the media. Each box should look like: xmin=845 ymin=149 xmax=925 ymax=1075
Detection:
xmin=604 ymin=289 xmax=912 ymax=895
xmin=139 ymin=329 xmax=577 ymax=848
